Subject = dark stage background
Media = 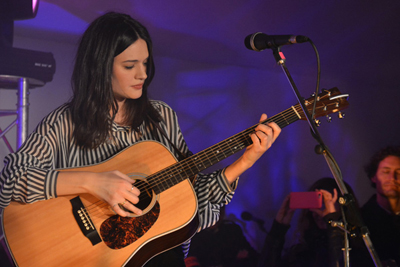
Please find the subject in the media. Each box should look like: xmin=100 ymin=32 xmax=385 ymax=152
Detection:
xmin=1 ymin=0 xmax=399 ymax=251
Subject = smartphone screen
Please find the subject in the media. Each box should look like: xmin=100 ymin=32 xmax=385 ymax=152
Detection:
xmin=289 ymin=191 xmax=322 ymax=209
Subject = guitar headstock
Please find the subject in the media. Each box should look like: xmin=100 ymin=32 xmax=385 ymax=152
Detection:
xmin=299 ymin=87 xmax=349 ymax=121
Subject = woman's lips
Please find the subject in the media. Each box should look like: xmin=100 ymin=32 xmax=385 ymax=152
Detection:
xmin=132 ymin=83 xmax=143 ymax=89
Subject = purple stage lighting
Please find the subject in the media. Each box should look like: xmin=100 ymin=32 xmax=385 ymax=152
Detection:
xmin=33 ymin=0 xmax=39 ymax=14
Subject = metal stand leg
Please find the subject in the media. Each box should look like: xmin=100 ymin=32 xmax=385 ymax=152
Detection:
xmin=16 ymin=77 xmax=29 ymax=148
xmin=0 ymin=76 xmax=30 ymax=152
xmin=0 ymin=77 xmax=30 ymax=265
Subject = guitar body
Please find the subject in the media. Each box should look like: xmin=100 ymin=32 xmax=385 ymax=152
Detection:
xmin=1 ymin=141 xmax=199 ymax=267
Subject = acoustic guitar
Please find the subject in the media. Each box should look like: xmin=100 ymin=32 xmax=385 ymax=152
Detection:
xmin=1 ymin=88 xmax=349 ymax=267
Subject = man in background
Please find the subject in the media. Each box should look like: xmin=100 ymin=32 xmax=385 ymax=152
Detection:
xmin=355 ymin=146 xmax=400 ymax=266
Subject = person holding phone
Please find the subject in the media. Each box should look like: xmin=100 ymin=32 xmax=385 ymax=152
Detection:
xmin=257 ymin=177 xmax=357 ymax=267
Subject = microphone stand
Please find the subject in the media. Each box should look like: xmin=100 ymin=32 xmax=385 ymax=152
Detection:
xmin=270 ymin=46 xmax=383 ymax=267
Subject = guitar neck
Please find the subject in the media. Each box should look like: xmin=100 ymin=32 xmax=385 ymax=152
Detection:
xmin=150 ymin=104 xmax=302 ymax=194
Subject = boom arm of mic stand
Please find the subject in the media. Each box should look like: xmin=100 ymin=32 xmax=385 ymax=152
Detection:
xmin=270 ymin=47 xmax=383 ymax=267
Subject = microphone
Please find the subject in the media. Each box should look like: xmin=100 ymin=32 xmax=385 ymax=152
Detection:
xmin=241 ymin=211 xmax=267 ymax=233
xmin=244 ymin=32 xmax=309 ymax=51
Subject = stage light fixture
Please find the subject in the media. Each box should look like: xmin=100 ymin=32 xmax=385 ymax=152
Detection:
xmin=0 ymin=0 xmax=40 ymax=47
xmin=15 ymin=0 xmax=40 ymax=20
xmin=0 ymin=0 xmax=40 ymax=20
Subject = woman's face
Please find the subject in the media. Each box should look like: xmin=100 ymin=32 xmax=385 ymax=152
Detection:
xmin=112 ymin=38 xmax=149 ymax=103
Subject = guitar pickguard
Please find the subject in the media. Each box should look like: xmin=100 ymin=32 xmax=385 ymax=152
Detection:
xmin=100 ymin=201 xmax=160 ymax=249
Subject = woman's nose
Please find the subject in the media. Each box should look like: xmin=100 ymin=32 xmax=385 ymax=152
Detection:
xmin=136 ymin=64 xmax=147 ymax=80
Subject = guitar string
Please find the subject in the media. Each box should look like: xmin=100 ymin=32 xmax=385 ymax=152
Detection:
xmin=132 ymin=96 xmax=343 ymax=194
xmin=83 ymin=103 xmax=306 ymax=216
xmin=84 ymin=96 xmax=342 ymax=216
xmin=142 ymin=104 xmax=305 ymax=188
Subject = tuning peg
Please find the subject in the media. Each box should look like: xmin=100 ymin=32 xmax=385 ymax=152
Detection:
xmin=309 ymin=93 xmax=320 ymax=101
xmin=323 ymin=89 xmax=331 ymax=97
xmin=314 ymin=119 xmax=321 ymax=127
xmin=326 ymin=115 xmax=332 ymax=122
xmin=338 ymin=112 xmax=345 ymax=119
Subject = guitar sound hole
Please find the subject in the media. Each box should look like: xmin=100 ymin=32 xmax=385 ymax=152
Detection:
xmin=136 ymin=188 xmax=153 ymax=210
xmin=120 ymin=177 xmax=155 ymax=215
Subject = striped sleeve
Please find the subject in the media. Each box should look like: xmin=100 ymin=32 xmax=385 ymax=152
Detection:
xmin=0 ymin=105 xmax=69 ymax=208
xmin=0 ymin=138 xmax=59 ymax=207
xmin=194 ymin=169 xmax=238 ymax=230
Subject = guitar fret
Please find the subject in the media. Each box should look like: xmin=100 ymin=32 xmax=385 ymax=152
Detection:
xmin=195 ymin=153 xmax=211 ymax=170
xmin=214 ymin=143 xmax=228 ymax=160
xmin=166 ymin=173 xmax=175 ymax=187
xmin=207 ymin=144 xmax=226 ymax=165
xmin=202 ymin=151 xmax=215 ymax=168
xmin=194 ymin=156 xmax=206 ymax=171
xmin=177 ymin=158 xmax=193 ymax=179
xmin=280 ymin=112 xmax=291 ymax=125
xmin=225 ymin=138 xmax=238 ymax=156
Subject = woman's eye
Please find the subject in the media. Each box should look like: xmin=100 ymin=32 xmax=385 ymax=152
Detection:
xmin=124 ymin=66 xmax=134 ymax=70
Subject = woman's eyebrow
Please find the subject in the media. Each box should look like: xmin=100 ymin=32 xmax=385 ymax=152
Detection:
xmin=122 ymin=59 xmax=139 ymax=63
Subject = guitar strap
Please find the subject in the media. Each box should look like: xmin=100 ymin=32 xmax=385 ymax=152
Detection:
xmin=148 ymin=116 xmax=188 ymax=162
xmin=148 ymin=117 xmax=198 ymax=184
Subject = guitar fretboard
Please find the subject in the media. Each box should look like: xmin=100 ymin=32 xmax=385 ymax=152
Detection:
xmin=148 ymin=104 xmax=303 ymax=194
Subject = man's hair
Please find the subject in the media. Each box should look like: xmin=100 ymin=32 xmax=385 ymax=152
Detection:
xmin=364 ymin=146 xmax=400 ymax=188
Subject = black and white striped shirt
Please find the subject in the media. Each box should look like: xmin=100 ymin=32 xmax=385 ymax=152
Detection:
xmin=0 ymin=100 xmax=238 ymax=256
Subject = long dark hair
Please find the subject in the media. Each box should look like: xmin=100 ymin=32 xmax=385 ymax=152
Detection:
xmin=69 ymin=12 xmax=161 ymax=149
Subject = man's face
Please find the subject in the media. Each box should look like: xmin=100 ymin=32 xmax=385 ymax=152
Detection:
xmin=372 ymin=155 xmax=400 ymax=198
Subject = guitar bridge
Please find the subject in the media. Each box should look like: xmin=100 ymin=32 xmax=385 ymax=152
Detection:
xmin=70 ymin=196 xmax=102 ymax=246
